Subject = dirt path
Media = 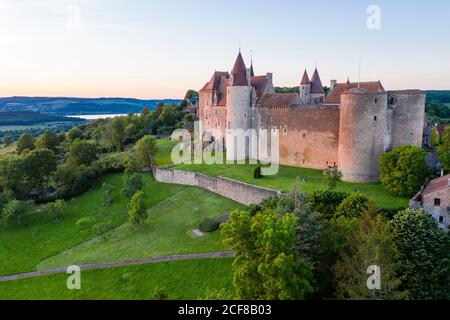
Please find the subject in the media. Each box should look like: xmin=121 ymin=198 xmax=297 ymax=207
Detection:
xmin=0 ymin=252 xmax=235 ymax=282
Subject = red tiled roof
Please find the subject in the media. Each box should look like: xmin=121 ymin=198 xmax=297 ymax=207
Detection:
xmin=231 ymin=52 xmax=249 ymax=86
xmin=300 ymin=70 xmax=310 ymax=85
xmin=422 ymin=174 xmax=450 ymax=195
xmin=310 ymin=68 xmax=324 ymax=94
xmin=201 ymin=71 xmax=229 ymax=92
xmin=258 ymin=93 xmax=301 ymax=107
xmin=324 ymin=81 xmax=385 ymax=104
xmin=251 ymin=75 xmax=268 ymax=98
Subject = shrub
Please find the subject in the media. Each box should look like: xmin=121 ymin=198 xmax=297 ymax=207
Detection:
xmin=152 ymin=287 xmax=168 ymax=300
xmin=323 ymin=167 xmax=343 ymax=190
xmin=335 ymin=193 xmax=371 ymax=218
xmin=122 ymin=170 xmax=143 ymax=198
xmin=0 ymin=200 xmax=30 ymax=227
xmin=253 ymin=165 xmax=262 ymax=179
xmin=199 ymin=218 xmax=221 ymax=233
xmin=76 ymin=217 xmax=97 ymax=229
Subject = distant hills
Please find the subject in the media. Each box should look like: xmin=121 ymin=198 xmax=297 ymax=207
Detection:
xmin=0 ymin=97 xmax=182 ymax=115
xmin=0 ymin=111 xmax=84 ymax=126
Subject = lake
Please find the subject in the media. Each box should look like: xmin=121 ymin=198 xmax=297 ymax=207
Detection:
xmin=66 ymin=114 xmax=136 ymax=120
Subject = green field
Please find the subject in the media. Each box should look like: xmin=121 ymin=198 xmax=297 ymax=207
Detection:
xmin=0 ymin=258 xmax=233 ymax=300
xmin=0 ymin=144 xmax=16 ymax=157
xmin=0 ymin=173 xmax=242 ymax=276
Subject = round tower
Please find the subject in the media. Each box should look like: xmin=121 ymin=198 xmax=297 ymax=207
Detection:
xmin=299 ymin=69 xmax=311 ymax=104
xmin=226 ymin=52 xmax=253 ymax=162
xmin=388 ymin=90 xmax=426 ymax=149
xmin=338 ymin=88 xmax=388 ymax=182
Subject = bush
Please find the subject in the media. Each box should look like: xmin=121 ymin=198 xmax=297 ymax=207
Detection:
xmin=122 ymin=170 xmax=143 ymax=198
xmin=0 ymin=200 xmax=31 ymax=227
xmin=199 ymin=218 xmax=221 ymax=233
xmin=253 ymin=165 xmax=262 ymax=179
xmin=335 ymin=193 xmax=371 ymax=218
xmin=152 ymin=287 xmax=168 ymax=300
xmin=76 ymin=217 xmax=97 ymax=229
xmin=323 ymin=167 xmax=343 ymax=190
xmin=46 ymin=199 xmax=65 ymax=222
xmin=128 ymin=191 xmax=147 ymax=225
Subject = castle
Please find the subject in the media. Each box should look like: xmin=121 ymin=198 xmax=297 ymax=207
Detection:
xmin=199 ymin=52 xmax=426 ymax=183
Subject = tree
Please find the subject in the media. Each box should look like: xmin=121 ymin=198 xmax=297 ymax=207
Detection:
xmin=335 ymin=193 xmax=371 ymax=219
xmin=22 ymin=148 xmax=57 ymax=194
xmin=67 ymin=127 xmax=83 ymax=141
xmin=378 ymin=145 xmax=431 ymax=196
xmin=93 ymin=222 xmax=114 ymax=241
xmin=111 ymin=117 xmax=127 ymax=151
xmin=16 ymin=133 xmax=35 ymax=155
xmin=128 ymin=191 xmax=147 ymax=225
xmin=68 ymin=140 xmax=99 ymax=167
xmin=102 ymin=183 xmax=114 ymax=206
xmin=437 ymin=126 xmax=450 ymax=172
xmin=323 ymin=167 xmax=343 ymax=190
xmin=135 ymin=136 xmax=158 ymax=168
xmin=46 ymin=200 xmax=65 ymax=222
xmin=122 ymin=169 xmax=143 ymax=198
xmin=221 ymin=209 xmax=313 ymax=300
xmin=3 ymin=135 xmax=13 ymax=146
xmin=429 ymin=128 xmax=441 ymax=148
xmin=390 ymin=209 xmax=450 ymax=300
xmin=333 ymin=205 xmax=403 ymax=300
xmin=0 ymin=200 xmax=30 ymax=227
xmin=35 ymin=131 xmax=59 ymax=151
xmin=307 ymin=190 xmax=349 ymax=220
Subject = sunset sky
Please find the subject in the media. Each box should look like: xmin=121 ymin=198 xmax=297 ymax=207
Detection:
xmin=0 ymin=0 xmax=449 ymax=99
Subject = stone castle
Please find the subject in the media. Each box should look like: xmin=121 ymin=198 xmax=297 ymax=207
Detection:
xmin=199 ymin=52 xmax=426 ymax=183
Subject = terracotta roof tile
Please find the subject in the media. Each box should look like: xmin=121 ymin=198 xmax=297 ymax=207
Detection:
xmin=325 ymin=81 xmax=385 ymax=104
xmin=310 ymin=68 xmax=324 ymax=94
xmin=300 ymin=70 xmax=310 ymax=85
xmin=251 ymin=75 xmax=268 ymax=98
xmin=201 ymin=71 xmax=229 ymax=92
xmin=422 ymin=174 xmax=450 ymax=195
xmin=258 ymin=93 xmax=301 ymax=107
xmin=231 ymin=52 xmax=248 ymax=86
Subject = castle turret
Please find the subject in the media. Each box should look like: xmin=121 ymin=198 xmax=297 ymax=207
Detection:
xmin=226 ymin=52 xmax=253 ymax=161
xmin=299 ymin=69 xmax=311 ymax=104
xmin=338 ymin=88 xmax=388 ymax=182
xmin=310 ymin=68 xmax=325 ymax=103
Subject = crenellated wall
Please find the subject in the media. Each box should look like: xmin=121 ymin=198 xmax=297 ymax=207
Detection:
xmin=152 ymin=168 xmax=282 ymax=205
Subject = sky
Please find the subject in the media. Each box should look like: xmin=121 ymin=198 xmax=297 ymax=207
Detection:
xmin=0 ymin=0 xmax=449 ymax=99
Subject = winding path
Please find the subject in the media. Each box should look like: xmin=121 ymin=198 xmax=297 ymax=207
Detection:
xmin=0 ymin=252 xmax=235 ymax=282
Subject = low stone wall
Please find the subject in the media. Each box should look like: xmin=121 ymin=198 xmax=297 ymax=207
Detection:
xmin=152 ymin=168 xmax=282 ymax=205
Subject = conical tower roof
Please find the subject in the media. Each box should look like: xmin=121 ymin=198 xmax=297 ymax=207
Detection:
xmin=231 ymin=52 xmax=248 ymax=86
xmin=300 ymin=69 xmax=310 ymax=85
xmin=310 ymin=68 xmax=325 ymax=94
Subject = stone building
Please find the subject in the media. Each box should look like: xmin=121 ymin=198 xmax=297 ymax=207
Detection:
xmin=199 ymin=52 xmax=426 ymax=182
xmin=410 ymin=174 xmax=450 ymax=229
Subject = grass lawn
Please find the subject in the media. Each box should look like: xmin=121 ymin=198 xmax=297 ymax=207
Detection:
xmin=0 ymin=258 xmax=233 ymax=300
xmin=0 ymin=173 xmax=242 ymax=276
xmin=0 ymin=144 xmax=16 ymax=158
xmin=173 ymin=162 xmax=408 ymax=209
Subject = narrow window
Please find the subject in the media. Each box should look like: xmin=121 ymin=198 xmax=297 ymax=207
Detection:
xmin=439 ymin=216 xmax=445 ymax=223
xmin=435 ymin=198 xmax=441 ymax=206
xmin=375 ymin=98 xmax=378 ymax=103
xmin=374 ymin=116 xmax=377 ymax=121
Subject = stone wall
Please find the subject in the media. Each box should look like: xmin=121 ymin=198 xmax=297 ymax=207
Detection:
xmin=255 ymin=105 xmax=341 ymax=170
xmin=152 ymin=168 xmax=282 ymax=206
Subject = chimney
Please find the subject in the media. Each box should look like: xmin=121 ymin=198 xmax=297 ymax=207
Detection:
xmin=266 ymin=72 xmax=273 ymax=81
xmin=330 ymin=80 xmax=337 ymax=91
